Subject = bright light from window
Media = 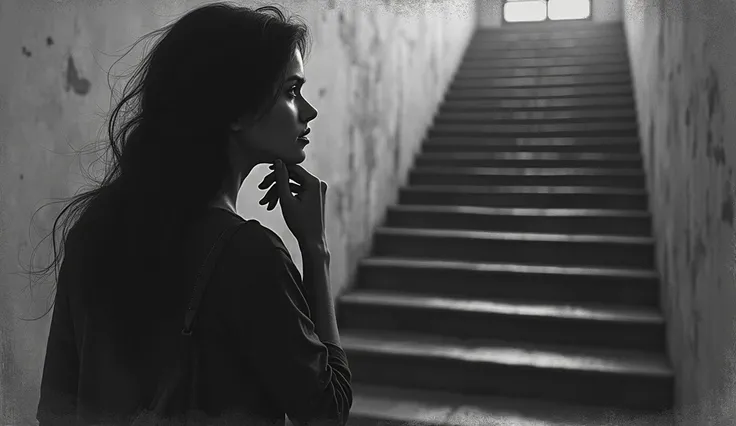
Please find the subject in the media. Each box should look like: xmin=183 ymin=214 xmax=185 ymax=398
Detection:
xmin=504 ymin=0 xmax=547 ymax=23
xmin=548 ymin=0 xmax=591 ymax=20
xmin=503 ymin=0 xmax=591 ymax=23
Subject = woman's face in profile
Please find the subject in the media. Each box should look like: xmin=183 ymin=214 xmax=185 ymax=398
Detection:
xmin=233 ymin=48 xmax=318 ymax=166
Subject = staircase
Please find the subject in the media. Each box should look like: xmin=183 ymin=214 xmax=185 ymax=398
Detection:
xmin=337 ymin=21 xmax=674 ymax=426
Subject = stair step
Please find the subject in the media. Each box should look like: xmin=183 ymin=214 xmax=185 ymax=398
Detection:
xmin=445 ymin=85 xmax=632 ymax=100
xmin=480 ymin=20 xmax=621 ymax=30
xmin=386 ymin=203 xmax=650 ymax=234
xmin=429 ymin=122 xmax=637 ymax=138
xmin=348 ymin=383 xmax=672 ymax=426
xmin=440 ymin=96 xmax=635 ymax=111
xmin=408 ymin=167 xmax=644 ymax=188
xmin=338 ymin=291 xmax=665 ymax=352
xmin=467 ymin=37 xmax=626 ymax=51
xmin=357 ymin=257 xmax=659 ymax=307
xmin=341 ymin=330 xmax=673 ymax=411
xmin=461 ymin=55 xmax=629 ymax=70
xmin=435 ymin=109 xmax=635 ymax=123
xmin=422 ymin=137 xmax=641 ymax=154
xmin=451 ymin=74 xmax=632 ymax=90
xmin=399 ymin=185 xmax=647 ymax=210
xmin=455 ymin=64 xmax=630 ymax=79
xmin=414 ymin=152 xmax=641 ymax=168
xmin=399 ymin=184 xmax=647 ymax=210
xmin=463 ymin=45 xmax=627 ymax=60
xmin=372 ymin=227 xmax=654 ymax=269
xmin=474 ymin=28 xmax=624 ymax=42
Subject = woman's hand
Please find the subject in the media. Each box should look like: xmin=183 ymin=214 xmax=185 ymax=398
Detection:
xmin=258 ymin=160 xmax=327 ymax=245
xmin=258 ymin=163 xmax=302 ymax=211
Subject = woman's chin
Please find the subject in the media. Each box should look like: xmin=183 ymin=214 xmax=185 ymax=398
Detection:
xmin=282 ymin=151 xmax=306 ymax=165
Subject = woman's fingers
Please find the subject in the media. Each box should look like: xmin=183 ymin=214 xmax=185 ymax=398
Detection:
xmin=259 ymin=165 xmax=303 ymax=189
xmin=282 ymin=163 xmax=318 ymax=189
xmin=260 ymin=183 xmax=302 ymax=210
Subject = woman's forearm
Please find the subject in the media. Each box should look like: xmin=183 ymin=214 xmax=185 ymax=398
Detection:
xmin=300 ymin=242 xmax=341 ymax=346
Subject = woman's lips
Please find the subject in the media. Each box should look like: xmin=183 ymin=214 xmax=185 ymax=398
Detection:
xmin=297 ymin=137 xmax=309 ymax=144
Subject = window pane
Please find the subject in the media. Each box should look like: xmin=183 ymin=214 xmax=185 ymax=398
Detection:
xmin=548 ymin=0 xmax=591 ymax=20
xmin=504 ymin=0 xmax=547 ymax=22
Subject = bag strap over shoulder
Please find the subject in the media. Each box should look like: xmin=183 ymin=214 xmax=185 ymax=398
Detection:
xmin=182 ymin=222 xmax=242 ymax=336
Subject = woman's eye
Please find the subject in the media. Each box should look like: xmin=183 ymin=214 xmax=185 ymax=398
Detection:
xmin=288 ymin=87 xmax=299 ymax=97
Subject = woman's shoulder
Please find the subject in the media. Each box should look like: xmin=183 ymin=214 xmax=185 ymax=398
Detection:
xmin=211 ymin=211 xmax=289 ymax=258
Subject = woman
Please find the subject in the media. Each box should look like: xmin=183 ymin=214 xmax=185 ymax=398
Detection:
xmin=32 ymin=3 xmax=352 ymax=425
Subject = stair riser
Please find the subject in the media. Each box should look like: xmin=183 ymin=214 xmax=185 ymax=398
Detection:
xmin=386 ymin=209 xmax=650 ymax=236
xmin=429 ymin=129 xmax=638 ymax=138
xmin=445 ymin=86 xmax=632 ymax=99
xmin=339 ymin=305 xmax=666 ymax=352
xmin=421 ymin=143 xmax=641 ymax=154
xmin=345 ymin=352 xmax=673 ymax=411
xmin=440 ymin=98 xmax=635 ymax=110
xmin=408 ymin=173 xmax=644 ymax=189
xmin=448 ymin=83 xmax=632 ymax=94
xmin=463 ymin=47 xmax=627 ymax=60
xmin=467 ymin=39 xmax=626 ymax=50
xmin=357 ymin=264 xmax=659 ymax=307
xmin=399 ymin=190 xmax=647 ymax=210
xmin=434 ymin=116 xmax=636 ymax=126
xmin=414 ymin=158 xmax=641 ymax=168
xmin=455 ymin=66 xmax=630 ymax=79
xmin=473 ymin=32 xmax=624 ymax=43
xmin=461 ymin=56 xmax=629 ymax=69
xmin=372 ymin=234 xmax=654 ymax=268
xmin=436 ymin=108 xmax=635 ymax=119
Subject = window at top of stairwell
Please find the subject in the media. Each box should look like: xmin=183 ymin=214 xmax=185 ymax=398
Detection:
xmin=503 ymin=0 xmax=591 ymax=23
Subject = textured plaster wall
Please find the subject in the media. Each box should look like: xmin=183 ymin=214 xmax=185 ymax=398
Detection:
xmin=623 ymin=0 xmax=736 ymax=423
xmin=477 ymin=0 xmax=621 ymax=27
xmin=0 ymin=0 xmax=477 ymax=424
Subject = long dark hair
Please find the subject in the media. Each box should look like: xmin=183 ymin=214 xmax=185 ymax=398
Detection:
xmin=24 ymin=2 xmax=310 ymax=359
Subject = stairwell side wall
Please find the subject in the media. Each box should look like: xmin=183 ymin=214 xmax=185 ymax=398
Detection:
xmin=0 ymin=1 xmax=477 ymax=424
xmin=623 ymin=0 xmax=736 ymax=423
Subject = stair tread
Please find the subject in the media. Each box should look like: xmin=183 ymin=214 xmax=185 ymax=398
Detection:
xmin=455 ymin=68 xmax=632 ymax=79
xmin=413 ymin=166 xmax=643 ymax=176
xmin=425 ymin=136 xmax=638 ymax=145
xmin=376 ymin=227 xmax=653 ymax=244
xmin=403 ymin=185 xmax=646 ymax=195
xmin=359 ymin=257 xmax=657 ymax=279
xmin=441 ymin=99 xmax=635 ymax=110
xmin=436 ymin=109 xmax=634 ymax=118
xmin=419 ymin=152 xmax=639 ymax=160
xmin=349 ymin=383 xmax=668 ymax=426
xmin=341 ymin=330 xmax=673 ymax=377
xmin=340 ymin=291 xmax=663 ymax=324
xmin=432 ymin=123 xmax=636 ymax=130
xmin=389 ymin=204 xmax=649 ymax=217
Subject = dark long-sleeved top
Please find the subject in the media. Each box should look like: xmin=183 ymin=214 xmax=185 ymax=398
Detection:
xmin=37 ymin=206 xmax=352 ymax=426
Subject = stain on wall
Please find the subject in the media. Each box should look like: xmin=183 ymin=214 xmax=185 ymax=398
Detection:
xmin=623 ymin=0 xmax=736 ymax=423
xmin=64 ymin=55 xmax=91 ymax=95
xmin=0 ymin=0 xmax=477 ymax=424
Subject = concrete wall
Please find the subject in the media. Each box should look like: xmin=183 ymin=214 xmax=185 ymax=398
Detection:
xmin=0 ymin=0 xmax=477 ymax=424
xmin=478 ymin=0 xmax=621 ymax=27
xmin=623 ymin=0 xmax=736 ymax=423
